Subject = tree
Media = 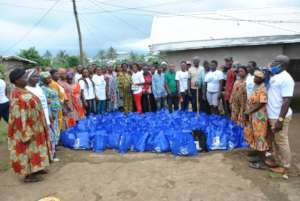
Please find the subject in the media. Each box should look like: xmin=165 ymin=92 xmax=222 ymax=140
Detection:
xmin=18 ymin=47 xmax=43 ymax=65
xmin=41 ymin=50 xmax=52 ymax=67
xmin=129 ymin=51 xmax=138 ymax=62
xmin=106 ymin=47 xmax=117 ymax=60
xmin=95 ymin=49 xmax=106 ymax=64
xmin=53 ymin=50 xmax=69 ymax=67
xmin=67 ymin=56 xmax=80 ymax=67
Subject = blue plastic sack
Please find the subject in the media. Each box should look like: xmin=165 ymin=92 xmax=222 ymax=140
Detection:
xmin=132 ymin=131 xmax=149 ymax=152
xmin=74 ymin=131 xmax=90 ymax=149
xmin=118 ymin=132 xmax=132 ymax=153
xmin=108 ymin=131 xmax=121 ymax=150
xmin=206 ymin=125 xmax=228 ymax=151
xmin=91 ymin=130 xmax=108 ymax=152
xmin=152 ymin=131 xmax=170 ymax=153
xmin=238 ymin=127 xmax=249 ymax=148
xmin=60 ymin=128 xmax=76 ymax=148
xmin=169 ymin=131 xmax=198 ymax=156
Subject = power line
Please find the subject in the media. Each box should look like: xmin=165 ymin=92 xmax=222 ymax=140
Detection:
xmin=81 ymin=1 xmax=300 ymax=24
xmin=1 ymin=0 xmax=61 ymax=54
xmin=0 ymin=2 xmax=72 ymax=13
xmin=88 ymin=0 xmax=148 ymax=35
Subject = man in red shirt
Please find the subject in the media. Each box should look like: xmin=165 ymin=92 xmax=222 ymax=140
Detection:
xmin=223 ymin=57 xmax=236 ymax=116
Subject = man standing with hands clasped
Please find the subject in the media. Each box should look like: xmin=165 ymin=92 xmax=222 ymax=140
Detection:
xmin=265 ymin=55 xmax=295 ymax=175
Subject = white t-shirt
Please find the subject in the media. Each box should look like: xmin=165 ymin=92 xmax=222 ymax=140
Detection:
xmin=79 ymin=78 xmax=96 ymax=100
xmin=74 ymin=73 xmax=82 ymax=83
xmin=0 ymin=79 xmax=9 ymax=104
xmin=246 ymin=74 xmax=255 ymax=98
xmin=175 ymin=70 xmax=189 ymax=92
xmin=131 ymin=72 xmax=145 ymax=94
xmin=26 ymin=85 xmax=50 ymax=125
xmin=204 ymin=70 xmax=224 ymax=93
xmin=92 ymin=74 xmax=106 ymax=100
xmin=267 ymin=70 xmax=295 ymax=119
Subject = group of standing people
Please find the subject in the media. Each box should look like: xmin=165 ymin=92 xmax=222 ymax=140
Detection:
xmin=0 ymin=54 xmax=295 ymax=182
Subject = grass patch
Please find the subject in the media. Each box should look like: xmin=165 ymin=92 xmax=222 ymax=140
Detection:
xmin=0 ymin=120 xmax=7 ymax=144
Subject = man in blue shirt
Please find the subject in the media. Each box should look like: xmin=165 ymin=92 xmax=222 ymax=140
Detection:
xmin=152 ymin=66 xmax=167 ymax=110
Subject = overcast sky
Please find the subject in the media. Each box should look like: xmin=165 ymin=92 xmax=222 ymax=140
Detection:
xmin=0 ymin=0 xmax=300 ymax=56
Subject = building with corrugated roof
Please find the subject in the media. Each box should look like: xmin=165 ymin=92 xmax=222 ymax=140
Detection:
xmin=149 ymin=7 xmax=300 ymax=81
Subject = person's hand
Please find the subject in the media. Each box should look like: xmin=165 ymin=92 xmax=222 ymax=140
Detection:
xmin=188 ymin=90 xmax=192 ymax=97
xmin=271 ymin=120 xmax=283 ymax=134
xmin=202 ymin=94 xmax=207 ymax=101
xmin=84 ymin=101 xmax=88 ymax=108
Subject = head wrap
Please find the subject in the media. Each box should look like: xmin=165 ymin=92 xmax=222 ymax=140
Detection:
xmin=25 ymin=68 xmax=37 ymax=80
xmin=40 ymin=71 xmax=51 ymax=81
xmin=9 ymin=68 xmax=26 ymax=84
xmin=66 ymin=71 xmax=74 ymax=79
xmin=254 ymin=70 xmax=264 ymax=79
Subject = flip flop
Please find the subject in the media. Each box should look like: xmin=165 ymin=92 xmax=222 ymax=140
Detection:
xmin=248 ymin=156 xmax=261 ymax=163
xmin=265 ymin=159 xmax=278 ymax=168
xmin=24 ymin=175 xmax=43 ymax=183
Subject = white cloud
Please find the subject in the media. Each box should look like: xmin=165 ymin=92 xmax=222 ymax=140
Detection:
xmin=0 ymin=0 xmax=300 ymax=55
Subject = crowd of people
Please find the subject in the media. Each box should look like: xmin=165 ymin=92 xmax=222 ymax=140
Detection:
xmin=0 ymin=54 xmax=295 ymax=182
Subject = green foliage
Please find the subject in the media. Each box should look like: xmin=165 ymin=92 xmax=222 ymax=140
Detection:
xmin=106 ymin=46 xmax=117 ymax=60
xmin=18 ymin=47 xmax=43 ymax=66
xmin=67 ymin=56 xmax=80 ymax=67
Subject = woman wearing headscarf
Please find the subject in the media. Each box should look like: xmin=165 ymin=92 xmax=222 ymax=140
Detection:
xmin=40 ymin=71 xmax=62 ymax=161
xmin=118 ymin=63 xmax=133 ymax=113
xmin=8 ymin=68 xmax=52 ymax=182
xmin=49 ymin=69 xmax=66 ymax=131
xmin=244 ymin=70 xmax=269 ymax=169
xmin=230 ymin=65 xmax=248 ymax=126
xmin=57 ymin=68 xmax=74 ymax=128
xmin=105 ymin=65 xmax=119 ymax=112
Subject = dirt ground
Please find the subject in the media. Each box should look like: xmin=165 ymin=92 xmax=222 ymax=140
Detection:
xmin=0 ymin=114 xmax=299 ymax=201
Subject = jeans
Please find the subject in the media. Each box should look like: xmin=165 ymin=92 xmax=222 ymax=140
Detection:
xmin=0 ymin=102 xmax=9 ymax=122
xmin=167 ymin=93 xmax=179 ymax=112
xmin=97 ymin=100 xmax=106 ymax=114
xmin=191 ymin=88 xmax=202 ymax=112
xmin=155 ymin=97 xmax=167 ymax=111
xmin=85 ymin=99 xmax=97 ymax=115
xmin=180 ymin=92 xmax=189 ymax=111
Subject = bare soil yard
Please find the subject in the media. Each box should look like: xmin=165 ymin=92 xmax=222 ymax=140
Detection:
xmin=0 ymin=114 xmax=299 ymax=201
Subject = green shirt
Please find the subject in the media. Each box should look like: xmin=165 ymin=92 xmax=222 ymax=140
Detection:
xmin=164 ymin=71 xmax=177 ymax=93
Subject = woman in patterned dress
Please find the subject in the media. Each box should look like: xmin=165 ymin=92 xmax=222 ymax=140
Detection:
xmin=8 ymin=68 xmax=52 ymax=182
xmin=244 ymin=70 xmax=269 ymax=169
xmin=230 ymin=66 xmax=248 ymax=126
xmin=40 ymin=71 xmax=62 ymax=161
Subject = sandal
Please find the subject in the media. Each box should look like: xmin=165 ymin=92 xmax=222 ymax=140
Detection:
xmin=34 ymin=170 xmax=49 ymax=175
xmin=249 ymin=162 xmax=266 ymax=170
xmin=270 ymin=167 xmax=287 ymax=174
xmin=265 ymin=159 xmax=278 ymax=168
xmin=24 ymin=174 xmax=43 ymax=183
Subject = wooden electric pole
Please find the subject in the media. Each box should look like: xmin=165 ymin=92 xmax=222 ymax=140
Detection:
xmin=72 ymin=0 xmax=84 ymax=65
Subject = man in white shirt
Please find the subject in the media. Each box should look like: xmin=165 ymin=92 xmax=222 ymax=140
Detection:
xmin=79 ymin=68 xmax=96 ymax=115
xmin=0 ymin=77 xmax=9 ymax=122
xmin=92 ymin=67 xmax=107 ymax=114
xmin=266 ymin=55 xmax=295 ymax=174
xmin=246 ymin=61 xmax=257 ymax=98
xmin=74 ymin=65 xmax=83 ymax=83
xmin=176 ymin=61 xmax=189 ymax=111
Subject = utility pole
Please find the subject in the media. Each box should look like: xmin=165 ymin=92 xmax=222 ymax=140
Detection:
xmin=72 ymin=0 xmax=84 ymax=65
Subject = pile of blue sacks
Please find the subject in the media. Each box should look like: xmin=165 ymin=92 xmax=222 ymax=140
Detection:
xmin=61 ymin=110 xmax=248 ymax=156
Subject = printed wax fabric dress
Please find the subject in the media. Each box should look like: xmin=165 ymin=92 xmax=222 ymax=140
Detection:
xmin=8 ymin=87 xmax=52 ymax=176
xmin=244 ymin=84 xmax=269 ymax=151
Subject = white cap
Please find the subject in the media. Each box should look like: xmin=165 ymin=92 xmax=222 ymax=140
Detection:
xmin=186 ymin=61 xmax=192 ymax=65
xmin=161 ymin=61 xmax=168 ymax=66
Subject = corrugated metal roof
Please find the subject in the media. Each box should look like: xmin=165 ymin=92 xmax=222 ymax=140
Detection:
xmin=1 ymin=56 xmax=37 ymax=64
xmin=149 ymin=7 xmax=300 ymax=52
